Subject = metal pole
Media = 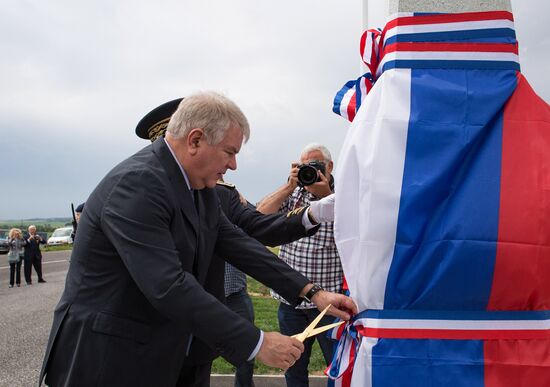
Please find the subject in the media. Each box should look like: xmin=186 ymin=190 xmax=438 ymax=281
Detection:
xmin=361 ymin=0 xmax=369 ymax=74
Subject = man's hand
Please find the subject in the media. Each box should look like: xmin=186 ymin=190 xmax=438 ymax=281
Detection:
xmin=287 ymin=163 xmax=300 ymax=191
xmin=311 ymin=290 xmax=358 ymax=321
xmin=308 ymin=193 xmax=335 ymax=223
xmin=305 ymin=171 xmax=332 ymax=198
xmin=256 ymin=332 xmax=304 ymax=370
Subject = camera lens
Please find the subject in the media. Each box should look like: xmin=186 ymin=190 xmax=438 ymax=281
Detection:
xmin=297 ymin=165 xmax=319 ymax=186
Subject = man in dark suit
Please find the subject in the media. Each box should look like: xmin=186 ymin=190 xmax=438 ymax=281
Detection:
xmin=135 ymin=98 xmax=335 ymax=387
xmin=24 ymin=225 xmax=46 ymax=284
xmin=41 ymin=92 xmax=355 ymax=387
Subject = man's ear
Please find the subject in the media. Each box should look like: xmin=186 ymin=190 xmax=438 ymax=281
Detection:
xmin=326 ymin=160 xmax=334 ymax=175
xmin=187 ymin=128 xmax=204 ymax=155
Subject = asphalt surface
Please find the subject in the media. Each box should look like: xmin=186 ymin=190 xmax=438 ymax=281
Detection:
xmin=0 ymin=250 xmax=71 ymax=387
xmin=0 ymin=250 xmax=329 ymax=387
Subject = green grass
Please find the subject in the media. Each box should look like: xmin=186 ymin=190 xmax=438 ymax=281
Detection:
xmin=42 ymin=244 xmax=73 ymax=252
xmin=211 ymin=276 xmax=327 ymax=375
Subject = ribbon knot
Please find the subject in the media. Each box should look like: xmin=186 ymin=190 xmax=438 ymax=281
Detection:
xmin=360 ymin=28 xmax=383 ymax=76
xmin=333 ymin=28 xmax=382 ymax=122
xmin=325 ymin=316 xmax=362 ymax=381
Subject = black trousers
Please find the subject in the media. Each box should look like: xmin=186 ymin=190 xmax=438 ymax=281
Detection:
xmin=24 ymin=256 xmax=43 ymax=284
xmin=177 ymin=363 xmax=211 ymax=387
xmin=9 ymin=260 xmax=22 ymax=285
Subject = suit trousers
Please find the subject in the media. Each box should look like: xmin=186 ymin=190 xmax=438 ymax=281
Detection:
xmin=24 ymin=256 xmax=43 ymax=284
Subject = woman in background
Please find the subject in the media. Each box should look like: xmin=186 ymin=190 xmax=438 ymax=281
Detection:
xmin=7 ymin=228 xmax=26 ymax=288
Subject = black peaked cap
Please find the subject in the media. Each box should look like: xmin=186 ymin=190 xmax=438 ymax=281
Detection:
xmin=135 ymin=98 xmax=183 ymax=141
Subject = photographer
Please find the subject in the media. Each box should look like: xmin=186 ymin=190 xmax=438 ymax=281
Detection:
xmin=256 ymin=143 xmax=343 ymax=387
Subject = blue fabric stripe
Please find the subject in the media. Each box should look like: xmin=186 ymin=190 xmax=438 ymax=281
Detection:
xmin=383 ymin=69 xmax=517 ymax=310
xmin=372 ymin=339 xmax=485 ymax=387
xmin=382 ymin=59 xmax=520 ymax=73
xmin=384 ymin=28 xmax=516 ymax=45
xmin=332 ymin=80 xmax=355 ymax=116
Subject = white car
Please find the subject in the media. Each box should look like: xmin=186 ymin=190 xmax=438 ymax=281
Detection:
xmin=47 ymin=227 xmax=74 ymax=246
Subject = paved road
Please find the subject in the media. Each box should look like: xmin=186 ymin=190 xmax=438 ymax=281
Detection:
xmin=0 ymin=250 xmax=329 ymax=387
xmin=0 ymin=250 xmax=71 ymax=387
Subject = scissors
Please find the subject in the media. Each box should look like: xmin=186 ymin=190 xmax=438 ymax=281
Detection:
xmin=292 ymin=304 xmax=345 ymax=342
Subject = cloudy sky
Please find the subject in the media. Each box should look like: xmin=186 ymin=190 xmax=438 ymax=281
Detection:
xmin=1 ymin=0 xmax=548 ymax=220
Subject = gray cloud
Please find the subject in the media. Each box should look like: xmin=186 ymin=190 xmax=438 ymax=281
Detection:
xmin=0 ymin=0 xmax=547 ymax=219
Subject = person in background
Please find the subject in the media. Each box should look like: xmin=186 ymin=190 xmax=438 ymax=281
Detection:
xmin=7 ymin=228 xmax=26 ymax=288
xmin=24 ymin=225 xmax=46 ymax=284
xmin=256 ymin=143 xmax=342 ymax=387
xmin=74 ymin=203 xmax=85 ymax=223
xmin=71 ymin=202 xmax=85 ymax=241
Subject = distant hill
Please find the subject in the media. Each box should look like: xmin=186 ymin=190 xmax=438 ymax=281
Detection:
xmin=0 ymin=218 xmax=72 ymax=232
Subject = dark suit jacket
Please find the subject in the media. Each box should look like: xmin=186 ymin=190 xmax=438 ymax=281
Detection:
xmin=24 ymin=235 xmax=43 ymax=260
xmin=40 ymin=138 xmax=309 ymax=387
xmin=185 ymin=183 xmax=319 ymax=365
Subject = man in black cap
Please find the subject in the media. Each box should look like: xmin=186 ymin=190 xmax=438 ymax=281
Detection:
xmin=71 ymin=202 xmax=85 ymax=241
xmin=135 ymin=97 xmax=337 ymax=387
xmin=41 ymin=91 xmax=354 ymax=387
xmin=74 ymin=203 xmax=85 ymax=222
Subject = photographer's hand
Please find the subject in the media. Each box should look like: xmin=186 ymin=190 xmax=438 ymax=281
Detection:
xmin=305 ymin=171 xmax=332 ymax=198
xmin=287 ymin=163 xmax=299 ymax=190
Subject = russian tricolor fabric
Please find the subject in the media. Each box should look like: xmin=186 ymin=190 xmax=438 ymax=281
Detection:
xmin=331 ymin=10 xmax=550 ymax=387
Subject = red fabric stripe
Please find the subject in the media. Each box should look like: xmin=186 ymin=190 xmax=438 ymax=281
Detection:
xmin=384 ymin=11 xmax=513 ymax=31
xmin=346 ymin=92 xmax=357 ymax=122
xmin=358 ymin=327 xmax=550 ymax=340
xmin=342 ymin=357 xmax=352 ymax=386
xmin=359 ymin=31 xmax=367 ymax=60
xmin=384 ymin=42 xmax=518 ymax=54
xmin=485 ymin=339 xmax=550 ymax=387
xmin=488 ymin=74 xmax=550 ymax=311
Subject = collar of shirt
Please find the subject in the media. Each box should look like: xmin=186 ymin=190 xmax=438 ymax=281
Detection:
xmin=163 ymin=137 xmax=192 ymax=190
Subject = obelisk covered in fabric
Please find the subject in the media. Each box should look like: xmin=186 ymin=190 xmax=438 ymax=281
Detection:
xmin=329 ymin=2 xmax=550 ymax=386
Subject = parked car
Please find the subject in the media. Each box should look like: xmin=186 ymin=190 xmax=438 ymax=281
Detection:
xmin=0 ymin=229 xmax=9 ymax=254
xmin=47 ymin=227 xmax=74 ymax=246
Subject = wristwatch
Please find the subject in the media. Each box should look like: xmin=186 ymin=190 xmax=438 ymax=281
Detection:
xmin=303 ymin=283 xmax=324 ymax=302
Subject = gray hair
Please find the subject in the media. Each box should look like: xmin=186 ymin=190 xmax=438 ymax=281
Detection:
xmin=301 ymin=143 xmax=332 ymax=162
xmin=166 ymin=91 xmax=250 ymax=145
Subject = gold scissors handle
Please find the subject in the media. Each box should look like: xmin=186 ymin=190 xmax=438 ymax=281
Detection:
xmin=293 ymin=304 xmax=336 ymax=342
xmin=293 ymin=321 xmax=345 ymax=340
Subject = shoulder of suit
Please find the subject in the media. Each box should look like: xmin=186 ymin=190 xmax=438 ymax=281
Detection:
xmin=216 ymin=180 xmax=236 ymax=189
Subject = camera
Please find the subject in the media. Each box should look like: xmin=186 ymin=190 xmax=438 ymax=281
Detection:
xmin=297 ymin=161 xmax=326 ymax=186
